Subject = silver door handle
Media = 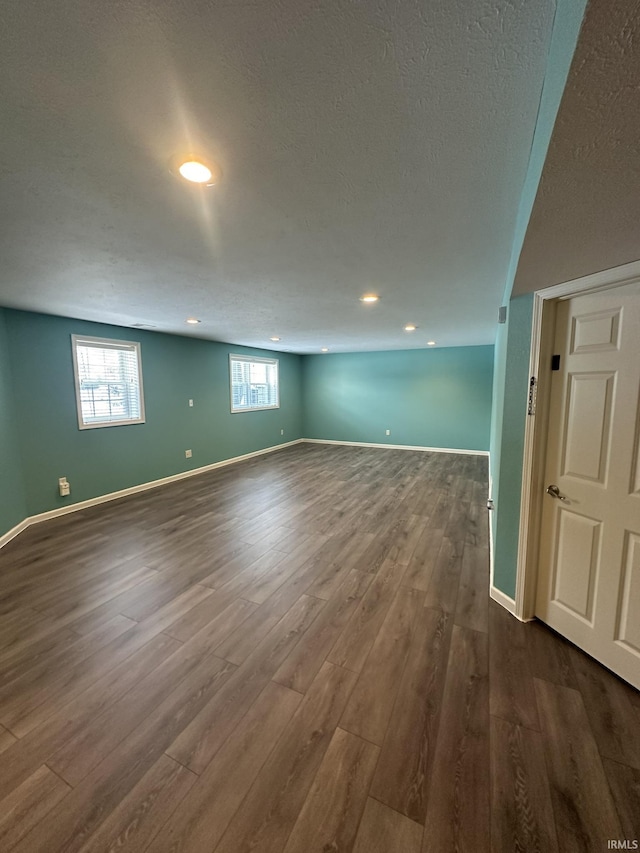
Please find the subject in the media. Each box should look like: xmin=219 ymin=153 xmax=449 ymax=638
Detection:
xmin=546 ymin=484 xmax=568 ymax=501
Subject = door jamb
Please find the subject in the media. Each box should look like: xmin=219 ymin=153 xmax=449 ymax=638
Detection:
xmin=514 ymin=260 xmax=640 ymax=621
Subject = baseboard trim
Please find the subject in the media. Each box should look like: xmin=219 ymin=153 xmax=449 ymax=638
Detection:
xmin=0 ymin=518 xmax=31 ymax=550
xmin=487 ymin=464 xmax=495 ymax=591
xmin=490 ymin=584 xmax=518 ymax=616
xmin=0 ymin=436 xmax=489 ymax=550
xmin=0 ymin=439 xmax=304 ymax=548
xmin=303 ymin=438 xmax=489 ymax=456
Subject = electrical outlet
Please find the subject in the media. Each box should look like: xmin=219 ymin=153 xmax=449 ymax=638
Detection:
xmin=189 ymin=399 xmax=194 ymax=407
xmin=280 ymin=429 xmax=284 ymax=436
xmin=385 ymin=429 xmax=391 ymax=436
xmin=185 ymin=449 xmax=192 ymax=458
xmin=58 ymin=477 xmax=70 ymax=497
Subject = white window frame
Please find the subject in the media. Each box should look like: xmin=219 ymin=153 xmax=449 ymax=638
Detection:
xmin=229 ymin=354 xmax=280 ymax=413
xmin=71 ymin=334 xmax=146 ymax=430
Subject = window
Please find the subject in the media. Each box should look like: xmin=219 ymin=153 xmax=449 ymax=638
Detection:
xmin=230 ymin=354 xmax=279 ymax=413
xmin=71 ymin=335 xmax=145 ymax=429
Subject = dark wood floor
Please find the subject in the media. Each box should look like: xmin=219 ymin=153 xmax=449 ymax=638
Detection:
xmin=0 ymin=444 xmax=638 ymax=853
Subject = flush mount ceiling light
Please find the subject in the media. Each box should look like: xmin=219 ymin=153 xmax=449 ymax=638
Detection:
xmin=359 ymin=294 xmax=379 ymax=304
xmin=186 ymin=318 xmax=201 ymax=325
xmin=404 ymin=324 xmax=417 ymax=332
xmin=169 ymin=153 xmax=221 ymax=186
xmin=321 ymin=347 xmax=329 ymax=352
xmin=427 ymin=340 xmax=436 ymax=346
xmin=270 ymin=336 xmax=281 ymax=342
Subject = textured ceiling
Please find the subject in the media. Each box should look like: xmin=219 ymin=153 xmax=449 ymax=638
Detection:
xmin=513 ymin=0 xmax=640 ymax=295
xmin=0 ymin=0 xmax=556 ymax=353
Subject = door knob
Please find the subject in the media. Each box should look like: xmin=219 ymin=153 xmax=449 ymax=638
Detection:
xmin=546 ymin=484 xmax=568 ymax=501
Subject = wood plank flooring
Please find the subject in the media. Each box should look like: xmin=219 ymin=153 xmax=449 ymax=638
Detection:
xmin=0 ymin=443 xmax=638 ymax=852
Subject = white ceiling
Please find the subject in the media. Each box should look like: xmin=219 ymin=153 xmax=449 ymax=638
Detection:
xmin=513 ymin=0 xmax=640 ymax=295
xmin=0 ymin=0 xmax=557 ymax=353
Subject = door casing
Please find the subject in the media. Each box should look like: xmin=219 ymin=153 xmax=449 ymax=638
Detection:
xmin=514 ymin=259 xmax=640 ymax=621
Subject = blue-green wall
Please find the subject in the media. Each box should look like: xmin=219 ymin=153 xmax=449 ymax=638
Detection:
xmin=489 ymin=318 xmax=508 ymax=513
xmin=489 ymin=0 xmax=587 ymax=598
xmin=491 ymin=295 xmax=534 ymax=598
xmin=3 ymin=310 xmax=303 ymax=518
xmin=0 ymin=313 xmax=494 ymax=538
xmin=0 ymin=310 xmax=27 ymax=534
xmin=302 ymin=346 xmax=493 ymax=452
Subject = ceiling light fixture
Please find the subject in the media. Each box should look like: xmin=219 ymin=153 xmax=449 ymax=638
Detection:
xmin=427 ymin=340 xmax=436 ymax=346
xmin=321 ymin=347 xmax=329 ymax=353
xmin=179 ymin=161 xmax=212 ymax=184
xmin=170 ymin=153 xmax=221 ymax=187
xmin=270 ymin=336 xmax=281 ymax=342
xmin=360 ymin=294 xmax=379 ymax=304
xmin=404 ymin=324 xmax=417 ymax=332
xmin=186 ymin=318 xmax=201 ymax=325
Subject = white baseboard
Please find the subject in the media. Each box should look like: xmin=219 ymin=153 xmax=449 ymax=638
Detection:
xmin=488 ymin=508 xmax=495 ymax=593
xmin=489 ymin=584 xmax=532 ymax=621
xmin=486 ymin=456 xmax=528 ymax=620
xmin=0 ymin=436 xmax=490 ymax=551
xmin=303 ymin=438 xmax=489 ymax=456
xmin=0 ymin=518 xmax=31 ymax=550
xmin=490 ymin=584 xmax=518 ymax=616
xmin=0 ymin=439 xmax=304 ymax=548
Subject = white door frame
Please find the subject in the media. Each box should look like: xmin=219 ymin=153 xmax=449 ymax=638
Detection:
xmin=514 ymin=259 xmax=640 ymax=621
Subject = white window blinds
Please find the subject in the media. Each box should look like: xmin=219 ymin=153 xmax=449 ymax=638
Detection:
xmin=71 ymin=335 xmax=145 ymax=429
xmin=230 ymin=355 xmax=279 ymax=412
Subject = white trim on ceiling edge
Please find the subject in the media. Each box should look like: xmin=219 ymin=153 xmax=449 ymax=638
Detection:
xmin=0 ymin=437 xmax=489 ymax=551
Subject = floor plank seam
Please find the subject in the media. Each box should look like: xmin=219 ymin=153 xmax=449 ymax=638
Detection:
xmin=43 ymin=762 xmax=74 ymax=790
xmin=0 ymin=446 xmax=636 ymax=853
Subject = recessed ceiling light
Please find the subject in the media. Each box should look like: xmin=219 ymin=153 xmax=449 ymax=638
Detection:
xmin=321 ymin=347 xmax=329 ymax=353
xmin=186 ymin=318 xmax=201 ymax=325
xmin=360 ymin=294 xmax=379 ymax=303
xmin=270 ymin=336 xmax=281 ymax=342
xmin=170 ymin=154 xmax=221 ymax=186
xmin=179 ymin=161 xmax=212 ymax=183
xmin=404 ymin=324 xmax=417 ymax=332
xmin=427 ymin=340 xmax=436 ymax=346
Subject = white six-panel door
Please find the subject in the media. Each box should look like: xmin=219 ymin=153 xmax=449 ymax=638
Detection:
xmin=536 ymin=281 xmax=640 ymax=689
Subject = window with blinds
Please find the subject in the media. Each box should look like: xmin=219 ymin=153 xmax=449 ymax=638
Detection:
xmin=71 ymin=335 xmax=145 ymax=429
xmin=230 ymin=354 xmax=279 ymax=413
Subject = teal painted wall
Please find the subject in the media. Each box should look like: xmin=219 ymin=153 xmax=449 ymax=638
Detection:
xmin=302 ymin=346 xmax=493 ymax=452
xmin=489 ymin=0 xmax=587 ymax=597
xmin=4 ymin=310 xmax=303 ymax=518
xmin=489 ymin=317 xmax=508 ymax=536
xmin=492 ymin=294 xmax=534 ymax=598
xmin=1 ymin=311 xmax=493 ymax=534
xmin=0 ymin=310 xmax=27 ymax=534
